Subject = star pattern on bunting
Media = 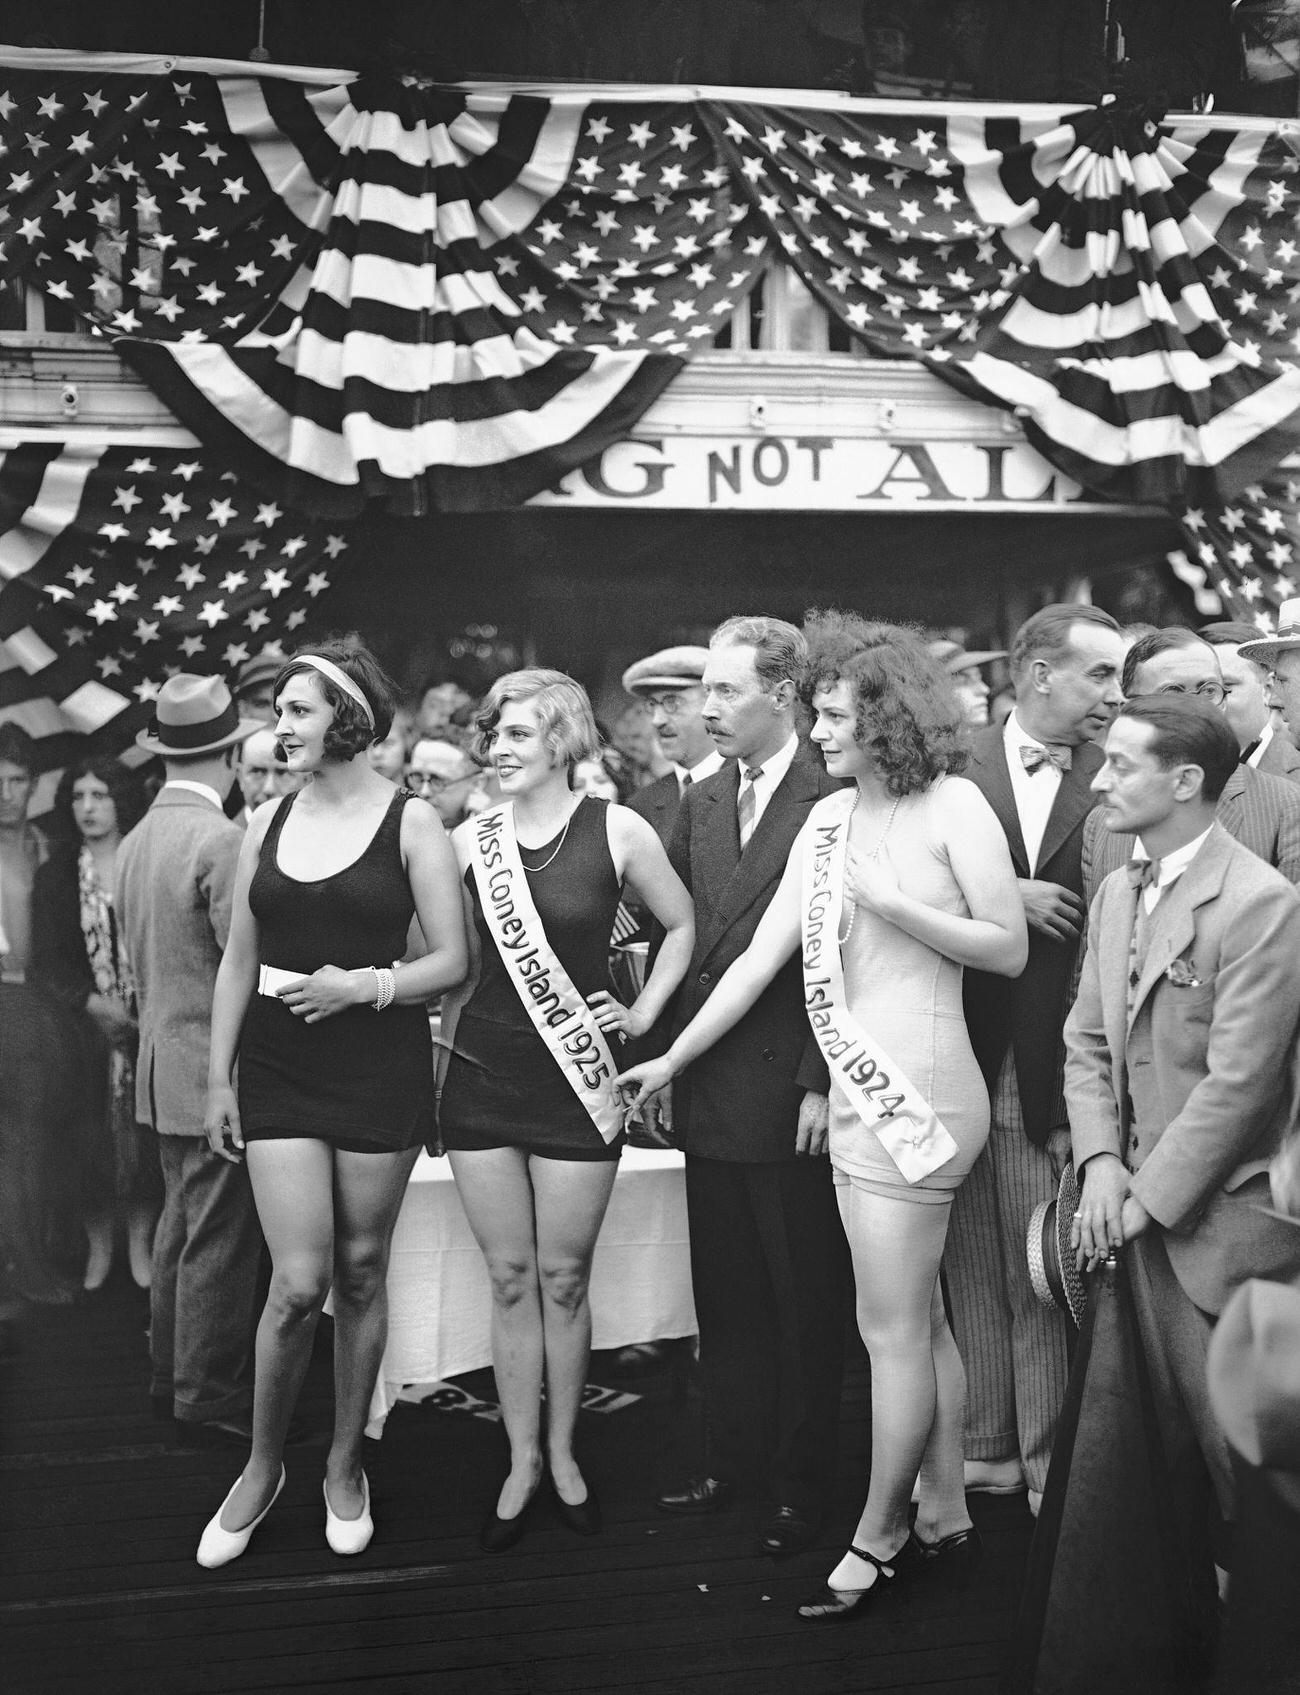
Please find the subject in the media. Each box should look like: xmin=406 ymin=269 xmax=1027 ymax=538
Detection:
xmin=1200 ymin=142 xmax=1300 ymax=372
xmin=0 ymin=73 xmax=312 ymax=339
xmin=506 ymin=106 xmax=768 ymax=354
xmin=1175 ymin=478 xmax=1300 ymax=629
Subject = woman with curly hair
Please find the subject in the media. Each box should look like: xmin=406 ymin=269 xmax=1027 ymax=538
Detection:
xmin=198 ymin=639 xmax=469 ymax=1568
xmin=30 ymin=757 xmax=157 ymax=1291
xmin=620 ymin=612 xmax=1026 ymax=1624
xmin=438 ymin=669 xmax=693 ymax=1551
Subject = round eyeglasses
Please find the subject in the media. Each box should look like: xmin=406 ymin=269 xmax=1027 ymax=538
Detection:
xmin=1153 ymin=680 xmax=1226 ymax=704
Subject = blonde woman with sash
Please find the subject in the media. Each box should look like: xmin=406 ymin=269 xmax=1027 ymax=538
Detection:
xmin=438 ymin=669 xmax=692 ymax=1551
xmin=620 ymin=616 xmax=1026 ymax=1624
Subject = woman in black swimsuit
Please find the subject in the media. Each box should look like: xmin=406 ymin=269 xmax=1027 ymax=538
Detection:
xmin=198 ymin=639 xmax=467 ymax=1569
xmin=439 ymin=669 xmax=692 ymax=1549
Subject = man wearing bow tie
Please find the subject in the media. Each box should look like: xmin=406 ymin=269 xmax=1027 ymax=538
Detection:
xmin=1066 ymin=695 xmax=1300 ymax=1593
xmin=947 ymin=603 xmax=1126 ymax=1512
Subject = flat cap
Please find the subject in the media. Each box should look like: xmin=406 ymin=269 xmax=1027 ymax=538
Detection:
xmin=622 ymin=645 xmax=710 ymax=696
xmin=234 ymin=648 xmax=284 ymax=696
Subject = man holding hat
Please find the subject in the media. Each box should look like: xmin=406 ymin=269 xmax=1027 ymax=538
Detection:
xmin=115 ymin=674 xmax=265 ymax=1444
xmin=621 ymin=646 xmax=724 ymax=848
xmin=1066 ymin=694 xmax=1300 ymax=1596
xmin=927 ymin=637 xmax=1007 ymax=728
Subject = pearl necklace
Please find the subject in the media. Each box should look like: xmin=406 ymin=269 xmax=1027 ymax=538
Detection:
xmin=838 ymin=794 xmax=902 ymax=945
xmin=520 ymin=803 xmax=578 ymax=872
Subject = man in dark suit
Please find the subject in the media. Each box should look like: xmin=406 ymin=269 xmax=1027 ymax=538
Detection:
xmin=1083 ymin=628 xmax=1300 ymax=898
xmin=948 ymin=603 xmax=1126 ymax=1514
xmin=1200 ymin=621 xmax=1300 ymax=782
xmin=622 ymin=645 xmax=722 ymax=848
xmin=652 ymin=615 xmax=847 ymax=1557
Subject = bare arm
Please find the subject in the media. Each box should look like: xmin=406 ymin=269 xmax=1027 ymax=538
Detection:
xmin=589 ymin=806 xmax=694 ymax=1039
xmin=618 ymin=844 xmax=802 ymax=1105
xmin=848 ymin=780 xmax=1027 ymax=977
xmin=204 ymin=815 xmax=268 ymax=1159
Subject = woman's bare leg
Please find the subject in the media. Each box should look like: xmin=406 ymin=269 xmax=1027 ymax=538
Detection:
xmin=448 ymin=1146 xmax=545 ymax=1519
xmin=530 ymin=1155 xmax=618 ymax=1504
xmin=326 ymin=1144 xmax=420 ymax=1514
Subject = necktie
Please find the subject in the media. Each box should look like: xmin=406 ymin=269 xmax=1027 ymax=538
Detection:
xmin=679 ymin=771 xmax=692 ymax=796
xmin=1020 ymin=743 xmax=1072 ymax=774
xmin=737 ymin=765 xmax=762 ymax=849
xmin=1126 ymin=859 xmax=1161 ymax=1009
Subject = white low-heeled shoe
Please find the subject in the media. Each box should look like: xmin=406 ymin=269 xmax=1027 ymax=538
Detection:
xmin=323 ymin=1471 xmax=373 ymax=1556
xmin=196 ymin=1466 xmax=285 ymax=1569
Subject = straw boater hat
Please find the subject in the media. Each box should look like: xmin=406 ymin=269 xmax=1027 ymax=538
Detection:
xmin=927 ymin=637 xmax=1008 ymax=673
xmin=136 ymin=674 xmax=263 ymax=757
xmin=1027 ymin=1162 xmax=1088 ymax=1329
xmin=1237 ymin=597 xmax=1300 ymax=666
xmin=621 ymin=646 xmax=710 ymax=697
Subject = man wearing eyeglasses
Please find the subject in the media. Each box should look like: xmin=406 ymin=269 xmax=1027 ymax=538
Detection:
xmin=1199 ymin=620 xmax=1300 ymax=781
xmin=1081 ymin=627 xmax=1300 ymax=902
xmin=621 ymin=647 xmax=724 ymax=849
xmin=404 ymin=737 xmax=480 ymax=831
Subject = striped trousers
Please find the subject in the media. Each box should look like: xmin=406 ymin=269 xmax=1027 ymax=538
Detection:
xmin=943 ymin=1051 xmax=1070 ymax=1493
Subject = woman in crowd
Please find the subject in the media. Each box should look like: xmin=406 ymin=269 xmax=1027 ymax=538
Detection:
xmin=572 ymin=745 xmax=635 ymax=804
xmin=438 ymin=669 xmax=693 ymax=1549
xmin=30 ymin=757 xmax=158 ymax=1292
xmin=620 ymin=615 xmax=1026 ymax=1622
xmin=198 ymin=639 xmax=468 ymax=1568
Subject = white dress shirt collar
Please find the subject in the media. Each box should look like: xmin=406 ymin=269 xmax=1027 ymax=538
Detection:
xmin=1132 ymin=826 xmax=1214 ymax=911
xmin=1245 ymin=722 xmax=1274 ymax=769
xmin=676 ymin=749 xmax=725 ymax=788
xmin=1004 ymin=710 xmax=1062 ymax=875
xmin=742 ymin=733 xmax=799 ymax=835
xmin=162 ymin=779 xmax=226 ymax=811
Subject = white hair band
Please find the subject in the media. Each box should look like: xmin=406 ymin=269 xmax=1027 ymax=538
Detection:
xmin=290 ymin=655 xmax=376 ymax=728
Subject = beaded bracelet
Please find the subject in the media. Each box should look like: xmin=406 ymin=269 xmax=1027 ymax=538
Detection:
xmin=370 ymin=965 xmax=396 ymax=1011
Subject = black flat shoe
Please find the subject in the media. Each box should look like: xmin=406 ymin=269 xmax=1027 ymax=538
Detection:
xmin=551 ymin=1478 xmax=602 ymax=1537
xmin=479 ymin=1475 xmax=542 ymax=1554
xmin=797 ymin=1534 xmax=925 ymax=1624
xmin=757 ymin=1504 xmax=819 ymax=1558
xmin=916 ymin=1524 xmax=983 ymax=1584
xmin=654 ymin=1474 xmax=733 ymax=1515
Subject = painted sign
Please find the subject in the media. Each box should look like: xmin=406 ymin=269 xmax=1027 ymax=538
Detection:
xmin=528 ymin=435 xmax=1123 ymax=511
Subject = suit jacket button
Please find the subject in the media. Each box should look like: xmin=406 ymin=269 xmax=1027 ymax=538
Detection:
xmin=762 ymin=1046 xmax=774 ymax=1060
xmin=698 ymin=970 xmax=711 ymax=986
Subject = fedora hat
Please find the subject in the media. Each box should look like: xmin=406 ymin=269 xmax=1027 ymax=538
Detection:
xmin=621 ymin=646 xmax=710 ymax=697
xmin=1238 ymin=597 xmax=1300 ymax=666
xmin=927 ymin=637 xmax=1008 ymax=673
xmin=136 ymin=674 xmax=263 ymax=757
xmin=1027 ymin=1162 xmax=1088 ymax=1329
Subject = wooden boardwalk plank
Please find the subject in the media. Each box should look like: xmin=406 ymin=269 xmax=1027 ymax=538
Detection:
xmin=0 ymin=1274 xmax=1035 ymax=1695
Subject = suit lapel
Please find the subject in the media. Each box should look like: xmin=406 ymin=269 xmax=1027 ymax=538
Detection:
xmin=968 ymin=731 xmax=1029 ymax=875
xmin=1036 ymin=742 xmax=1103 ymax=873
xmin=1126 ymin=826 xmax=1231 ymax=1033
xmin=1215 ymin=764 xmax=1246 ymax=833
xmin=696 ymin=754 xmax=815 ymax=960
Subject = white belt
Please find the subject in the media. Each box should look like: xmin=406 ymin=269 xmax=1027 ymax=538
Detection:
xmin=258 ymin=964 xmax=307 ymax=998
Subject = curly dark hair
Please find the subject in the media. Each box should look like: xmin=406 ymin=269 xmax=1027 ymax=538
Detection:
xmin=52 ymin=756 xmax=147 ymax=841
xmin=273 ymin=637 xmax=399 ymax=763
xmin=802 ymin=609 xmax=969 ymax=796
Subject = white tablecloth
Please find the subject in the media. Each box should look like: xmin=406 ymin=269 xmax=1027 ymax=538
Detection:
xmin=367 ymin=1144 xmax=696 ymax=1433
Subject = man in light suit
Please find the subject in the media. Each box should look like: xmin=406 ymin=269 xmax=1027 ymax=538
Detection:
xmin=949 ymin=602 xmax=1126 ymax=1511
xmin=1082 ymin=628 xmax=1300 ymax=900
xmin=1242 ymin=596 xmax=1300 ymax=768
xmin=115 ymin=675 xmax=265 ymax=1444
xmin=1200 ymin=620 xmax=1300 ymax=781
xmin=652 ymin=615 xmax=847 ymax=1557
xmin=622 ymin=645 xmax=722 ymax=849
xmin=1066 ymin=695 xmax=1300 ymax=1589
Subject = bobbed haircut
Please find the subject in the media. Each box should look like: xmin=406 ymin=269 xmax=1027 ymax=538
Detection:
xmin=802 ymin=609 xmax=968 ymax=797
xmin=710 ymin=615 xmax=807 ymax=691
xmin=1118 ymin=695 xmax=1239 ymax=803
xmin=1120 ymin=627 xmax=1210 ymax=698
xmin=273 ymin=636 xmax=399 ymax=762
xmin=1010 ymin=603 xmax=1120 ymax=682
xmin=53 ymin=755 xmax=148 ymax=841
xmin=474 ymin=668 xmax=600 ymax=771
xmin=0 ymin=720 xmax=38 ymax=776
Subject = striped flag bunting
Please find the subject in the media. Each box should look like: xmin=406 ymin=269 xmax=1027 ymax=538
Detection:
xmin=4 ymin=58 xmax=1300 ymax=518
xmin=0 ymin=441 xmax=349 ymax=776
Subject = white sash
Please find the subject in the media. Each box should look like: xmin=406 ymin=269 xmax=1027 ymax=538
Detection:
xmin=469 ymin=803 xmax=623 ymax=1144
xmin=801 ymin=790 xmax=960 ymax=1185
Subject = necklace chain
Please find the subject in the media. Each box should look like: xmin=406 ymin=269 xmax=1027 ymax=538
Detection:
xmin=520 ymin=803 xmax=578 ymax=872
xmin=838 ymin=794 xmax=902 ymax=945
